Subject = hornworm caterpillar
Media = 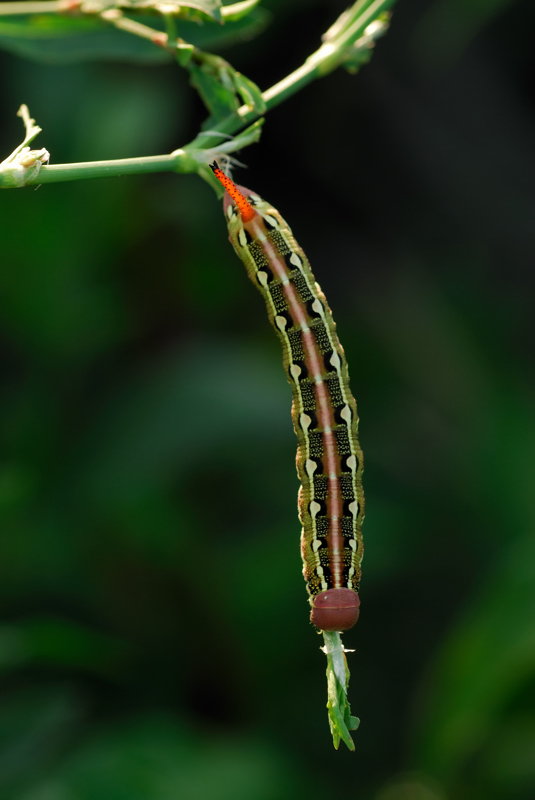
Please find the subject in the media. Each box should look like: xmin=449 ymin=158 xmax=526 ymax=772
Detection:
xmin=211 ymin=163 xmax=364 ymax=632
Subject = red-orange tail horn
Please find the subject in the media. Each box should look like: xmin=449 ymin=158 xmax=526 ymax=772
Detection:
xmin=209 ymin=161 xmax=257 ymax=223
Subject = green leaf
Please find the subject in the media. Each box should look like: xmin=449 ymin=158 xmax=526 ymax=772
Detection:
xmin=233 ymin=70 xmax=265 ymax=114
xmin=188 ymin=58 xmax=240 ymax=122
xmin=0 ymin=13 xmax=105 ymax=38
xmin=0 ymin=26 xmax=171 ymax=63
xmin=186 ymin=51 xmax=264 ymax=126
xmin=179 ymin=7 xmax=269 ymax=49
xmin=322 ymin=631 xmax=358 ymax=751
xmin=0 ymin=8 xmax=269 ymax=63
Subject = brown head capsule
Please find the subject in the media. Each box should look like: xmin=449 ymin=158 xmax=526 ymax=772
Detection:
xmin=310 ymin=588 xmax=360 ymax=631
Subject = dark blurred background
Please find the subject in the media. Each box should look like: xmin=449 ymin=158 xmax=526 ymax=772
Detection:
xmin=1 ymin=0 xmax=535 ymax=797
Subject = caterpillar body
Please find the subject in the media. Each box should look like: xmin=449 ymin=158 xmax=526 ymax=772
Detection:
xmin=210 ymin=163 xmax=364 ymax=632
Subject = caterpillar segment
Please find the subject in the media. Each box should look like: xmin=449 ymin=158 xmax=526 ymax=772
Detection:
xmin=210 ymin=162 xmax=364 ymax=632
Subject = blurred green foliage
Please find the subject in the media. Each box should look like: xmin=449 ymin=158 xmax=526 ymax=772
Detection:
xmin=0 ymin=7 xmax=270 ymax=64
xmin=1 ymin=0 xmax=535 ymax=797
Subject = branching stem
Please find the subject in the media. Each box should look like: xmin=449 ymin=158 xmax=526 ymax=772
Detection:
xmin=0 ymin=0 xmax=396 ymax=188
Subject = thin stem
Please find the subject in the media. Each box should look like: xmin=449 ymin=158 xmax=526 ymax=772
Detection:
xmin=100 ymin=9 xmax=167 ymax=48
xmin=34 ymin=154 xmax=183 ymax=184
xmin=163 ymin=12 xmax=177 ymax=49
xmin=189 ymin=0 xmax=396 ymax=150
xmin=1 ymin=103 xmax=42 ymax=167
xmin=17 ymin=103 xmax=38 ymax=140
xmin=0 ymin=0 xmax=79 ymax=14
xmin=0 ymin=0 xmax=396 ymax=188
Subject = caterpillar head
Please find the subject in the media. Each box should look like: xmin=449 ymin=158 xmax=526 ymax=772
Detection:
xmin=311 ymin=588 xmax=360 ymax=631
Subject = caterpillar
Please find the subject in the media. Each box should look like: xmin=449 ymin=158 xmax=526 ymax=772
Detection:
xmin=210 ymin=162 xmax=364 ymax=632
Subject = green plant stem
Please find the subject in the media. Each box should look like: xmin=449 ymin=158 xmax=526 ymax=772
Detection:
xmin=0 ymin=0 xmax=257 ymax=17
xmin=0 ymin=0 xmax=78 ymax=13
xmin=32 ymin=154 xmax=182 ymax=184
xmin=0 ymin=0 xmax=396 ymax=188
xmin=99 ymin=8 xmax=167 ymax=47
xmin=190 ymin=0 xmax=395 ymax=149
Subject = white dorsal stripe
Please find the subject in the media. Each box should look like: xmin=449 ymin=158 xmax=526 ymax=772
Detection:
xmin=226 ymin=196 xmax=363 ymax=597
xmin=276 ymin=220 xmax=362 ymax=587
xmin=238 ymin=230 xmax=248 ymax=247
xmin=249 ymin=218 xmax=347 ymax=586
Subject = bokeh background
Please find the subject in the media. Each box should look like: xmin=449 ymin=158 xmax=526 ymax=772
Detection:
xmin=1 ymin=0 xmax=535 ymax=797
